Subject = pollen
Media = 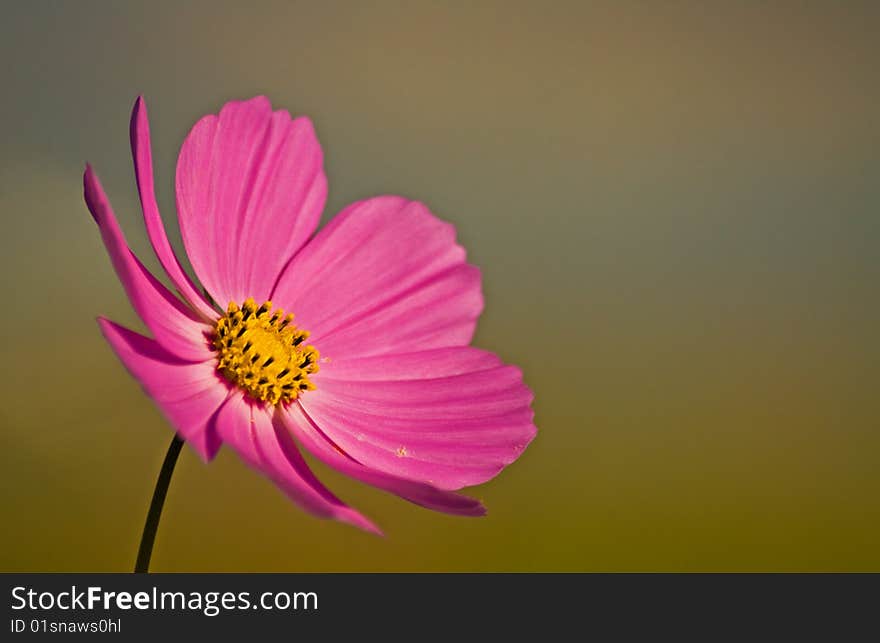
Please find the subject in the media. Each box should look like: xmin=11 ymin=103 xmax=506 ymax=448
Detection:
xmin=213 ymin=298 xmax=319 ymax=405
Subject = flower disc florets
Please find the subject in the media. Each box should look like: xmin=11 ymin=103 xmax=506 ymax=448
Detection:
xmin=213 ymin=298 xmax=319 ymax=405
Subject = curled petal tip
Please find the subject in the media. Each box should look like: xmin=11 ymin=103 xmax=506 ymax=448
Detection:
xmin=132 ymin=95 xmax=146 ymax=119
xmin=82 ymin=164 xmax=104 ymax=223
xmin=130 ymin=96 xmax=147 ymax=146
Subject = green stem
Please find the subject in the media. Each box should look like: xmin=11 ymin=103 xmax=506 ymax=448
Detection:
xmin=135 ymin=433 xmax=184 ymax=573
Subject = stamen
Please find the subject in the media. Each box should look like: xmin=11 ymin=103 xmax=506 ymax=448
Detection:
xmin=212 ymin=298 xmax=320 ymax=405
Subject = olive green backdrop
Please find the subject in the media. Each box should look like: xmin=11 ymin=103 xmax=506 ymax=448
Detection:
xmin=1 ymin=1 xmax=878 ymax=571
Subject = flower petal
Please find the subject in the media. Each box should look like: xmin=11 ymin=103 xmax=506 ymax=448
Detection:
xmin=283 ymin=403 xmax=486 ymax=516
xmin=175 ymin=97 xmax=327 ymax=307
xmin=272 ymin=196 xmax=482 ymax=359
xmin=212 ymin=393 xmax=380 ymax=534
xmin=84 ymin=165 xmax=216 ymax=362
xmin=316 ymin=346 xmax=504 ymax=381
xmin=299 ymin=347 xmax=536 ymax=490
xmin=130 ymin=95 xmax=219 ymax=321
xmin=97 ymin=318 xmax=225 ymax=461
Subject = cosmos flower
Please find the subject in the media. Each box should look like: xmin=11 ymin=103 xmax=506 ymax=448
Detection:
xmin=85 ymin=96 xmax=536 ymax=533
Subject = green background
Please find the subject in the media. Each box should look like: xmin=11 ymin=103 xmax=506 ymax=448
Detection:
xmin=1 ymin=1 xmax=878 ymax=571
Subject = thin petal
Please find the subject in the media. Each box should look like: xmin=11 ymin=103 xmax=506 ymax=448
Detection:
xmin=300 ymin=348 xmax=536 ymax=490
xmin=130 ymin=95 xmax=219 ymax=321
xmin=272 ymin=196 xmax=482 ymax=359
xmin=212 ymin=393 xmax=380 ymax=534
xmin=283 ymin=403 xmax=486 ymax=516
xmin=97 ymin=318 xmax=225 ymax=461
xmin=175 ymin=97 xmax=326 ymax=307
xmin=84 ymin=165 xmax=216 ymax=362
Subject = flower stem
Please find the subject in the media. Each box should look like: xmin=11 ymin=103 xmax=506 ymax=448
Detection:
xmin=135 ymin=433 xmax=184 ymax=573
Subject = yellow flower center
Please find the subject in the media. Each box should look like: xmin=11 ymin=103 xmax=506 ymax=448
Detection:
xmin=213 ymin=298 xmax=319 ymax=405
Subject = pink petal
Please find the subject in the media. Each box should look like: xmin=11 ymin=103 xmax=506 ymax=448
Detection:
xmin=212 ymin=392 xmax=380 ymax=534
xmin=129 ymin=96 xmax=219 ymax=321
xmin=84 ymin=165 xmax=216 ymax=363
xmin=271 ymin=196 xmax=483 ymax=359
xmin=97 ymin=318 xmax=226 ymax=461
xmin=175 ymin=97 xmax=327 ymax=307
xmin=300 ymin=347 xmax=536 ymax=490
xmin=316 ymin=346 xmax=504 ymax=381
xmin=283 ymin=403 xmax=486 ymax=516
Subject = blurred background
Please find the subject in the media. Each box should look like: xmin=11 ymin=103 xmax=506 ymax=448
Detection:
xmin=1 ymin=1 xmax=878 ymax=571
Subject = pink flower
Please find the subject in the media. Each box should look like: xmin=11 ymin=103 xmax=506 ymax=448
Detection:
xmin=85 ymin=96 xmax=536 ymax=533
